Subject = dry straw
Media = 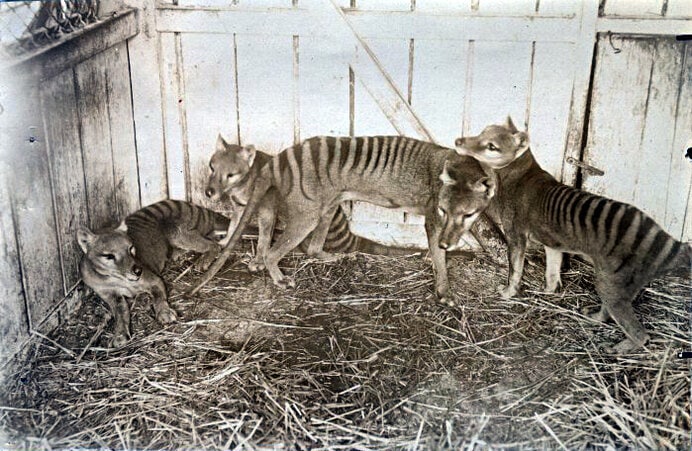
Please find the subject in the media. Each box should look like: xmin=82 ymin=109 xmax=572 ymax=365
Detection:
xmin=1 ymin=238 xmax=689 ymax=449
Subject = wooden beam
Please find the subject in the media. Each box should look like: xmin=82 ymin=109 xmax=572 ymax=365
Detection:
xmin=1 ymin=8 xmax=138 ymax=81
xmin=596 ymin=18 xmax=692 ymax=35
xmin=155 ymin=6 xmax=582 ymax=43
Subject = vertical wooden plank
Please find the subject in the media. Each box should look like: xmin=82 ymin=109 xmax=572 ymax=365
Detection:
xmin=666 ymin=43 xmax=692 ymax=240
xmin=0 ymin=162 xmax=29 ymax=365
xmin=411 ymin=39 xmax=467 ymax=148
xmin=582 ymin=38 xmax=653 ymax=205
xmin=181 ymin=33 xmax=238 ymax=207
xmin=236 ymin=34 xmax=295 ymax=152
xmin=634 ymin=40 xmax=682 ymax=232
xmin=8 ymin=80 xmax=64 ymax=329
xmin=561 ymin=0 xmax=598 ymax=186
xmin=603 ymin=0 xmax=664 ymax=17
xmin=123 ymin=0 xmax=168 ymax=205
xmin=465 ymin=41 xmax=533 ymax=135
xmin=160 ymin=32 xmax=188 ymax=200
xmin=104 ymin=43 xmax=141 ymax=217
xmin=40 ymin=69 xmax=89 ymax=290
xmin=299 ymin=36 xmax=350 ymax=138
xmin=74 ymin=50 xmax=118 ymax=229
xmin=527 ymin=42 xmax=575 ymax=179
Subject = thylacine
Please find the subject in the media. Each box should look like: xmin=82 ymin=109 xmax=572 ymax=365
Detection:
xmin=194 ymin=135 xmax=496 ymax=306
xmin=455 ymin=117 xmax=691 ymax=352
xmin=205 ymin=136 xmax=430 ymax=266
xmin=78 ymin=200 xmax=229 ymax=347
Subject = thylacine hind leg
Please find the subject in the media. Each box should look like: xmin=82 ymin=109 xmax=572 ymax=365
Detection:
xmin=305 ymin=205 xmax=341 ymax=262
xmin=170 ymin=228 xmax=222 ymax=271
xmin=264 ymin=213 xmax=320 ymax=289
xmin=592 ymin=274 xmax=650 ymax=353
xmin=424 ymin=215 xmax=452 ymax=306
xmin=499 ymin=231 xmax=527 ymax=299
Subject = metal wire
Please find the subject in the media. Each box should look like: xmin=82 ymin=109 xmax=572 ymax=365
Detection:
xmin=0 ymin=0 xmax=99 ymax=59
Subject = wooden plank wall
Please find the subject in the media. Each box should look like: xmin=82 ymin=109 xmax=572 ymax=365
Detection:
xmin=583 ymin=36 xmax=691 ymax=241
xmin=0 ymin=39 xmax=140 ymax=362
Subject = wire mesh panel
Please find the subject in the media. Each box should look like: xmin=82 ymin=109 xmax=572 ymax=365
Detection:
xmin=0 ymin=0 xmax=99 ymax=58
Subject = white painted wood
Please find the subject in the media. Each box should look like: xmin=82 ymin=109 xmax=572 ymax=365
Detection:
xmin=634 ymin=40 xmax=683 ymax=234
xmin=562 ymin=0 xmax=598 ymax=185
xmin=299 ymin=36 xmax=351 ymax=138
xmin=667 ymin=0 xmax=692 ymax=17
xmin=411 ymin=39 xmax=467 ymax=148
xmin=123 ymin=0 xmax=168 ymax=205
xmin=478 ymin=0 xmax=537 ymax=15
xmin=596 ymin=18 xmax=692 ymax=35
xmin=74 ymin=50 xmax=119 ymax=228
xmin=603 ymin=0 xmax=664 ymax=17
xmin=156 ymin=7 xmax=582 ymax=42
xmin=354 ymin=38 xmax=410 ymax=135
xmin=583 ymin=38 xmax=653 ymax=202
xmin=356 ymin=0 xmax=411 ymax=11
xmin=527 ymin=42 xmax=575 ymax=180
xmin=104 ymin=43 xmax=141 ymax=217
xmin=180 ymin=33 xmax=238 ymax=206
xmin=40 ymin=68 xmax=89 ymax=290
xmin=414 ymin=0 xmax=473 ymax=13
xmin=235 ymin=34 xmax=295 ymax=151
xmin=537 ymin=0 xmax=580 ymax=16
xmin=667 ymin=43 xmax=692 ymax=240
xmin=159 ymin=32 xmax=188 ymax=200
xmin=464 ymin=41 xmax=533 ymax=135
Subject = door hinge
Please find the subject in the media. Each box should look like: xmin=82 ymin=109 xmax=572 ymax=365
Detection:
xmin=566 ymin=157 xmax=604 ymax=177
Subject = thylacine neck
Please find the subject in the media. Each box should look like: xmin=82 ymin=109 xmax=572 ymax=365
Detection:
xmin=496 ymin=148 xmax=548 ymax=186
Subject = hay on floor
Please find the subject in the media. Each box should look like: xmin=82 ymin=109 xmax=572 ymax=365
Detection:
xmin=1 ymin=238 xmax=690 ymax=449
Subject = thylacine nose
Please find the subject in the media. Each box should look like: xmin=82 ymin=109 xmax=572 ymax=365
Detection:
xmin=132 ymin=265 xmax=143 ymax=277
xmin=205 ymin=187 xmax=215 ymax=198
xmin=439 ymin=240 xmax=449 ymax=250
xmin=454 ymin=137 xmax=465 ymax=147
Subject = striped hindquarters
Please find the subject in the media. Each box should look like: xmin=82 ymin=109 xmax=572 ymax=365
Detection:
xmin=126 ymin=200 xmax=230 ymax=236
xmin=268 ymin=136 xmax=433 ymax=198
xmin=540 ymin=184 xmax=686 ymax=275
xmin=322 ymin=206 xmax=362 ymax=253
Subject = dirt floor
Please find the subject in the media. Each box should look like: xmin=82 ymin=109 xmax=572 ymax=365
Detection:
xmin=1 ymin=239 xmax=690 ymax=449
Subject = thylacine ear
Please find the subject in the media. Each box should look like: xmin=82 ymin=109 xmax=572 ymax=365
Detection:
xmin=215 ymin=134 xmax=229 ymax=153
xmin=439 ymin=160 xmax=456 ymax=185
xmin=238 ymin=144 xmax=256 ymax=167
xmin=76 ymin=227 xmax=97 ymax=253
xmin=470 ymin=176 xmax=496 ymax=198
xmin=513 ymin=131 xmax=530 ymax=156
xmin=505 ymin=116 xmax=518 ymax=133
xmin=116 ymin=220 xmax=128 ymax=233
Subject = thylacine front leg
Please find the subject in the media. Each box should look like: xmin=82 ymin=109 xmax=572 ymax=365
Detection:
xmin=424 ymin=215 xmax=452 ymax=307
xmin=499 ymin=230 xmax=527 ymax=299
xmin=248 ymin=191 xmax=278 ymax=272
xmin=543 ymin=245 xmax=563 ymax=293
xmin=101 ymin=292 xmax=131 ymax=348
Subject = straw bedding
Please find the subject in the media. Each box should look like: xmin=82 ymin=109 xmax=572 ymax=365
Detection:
xmin=1 ymin=237 xmax=690 ymax=449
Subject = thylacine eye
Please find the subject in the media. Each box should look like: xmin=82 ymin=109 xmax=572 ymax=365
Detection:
xmin=102 ymin=253 xmax=115 ymax=261
xmin=487 ymin=143 xmax=499 ymax=151
xmin=209 ymin=163 xmax=214 ymax=172
xmin=226 ymin=173 xmax=235 ymax=180
xmin=462 ymin=210 xmax=478 ymax=219
xmin=437 ymin=207 xmax=446 ymax=218
xmin=129 ymin=246 xmax=136 ymax=257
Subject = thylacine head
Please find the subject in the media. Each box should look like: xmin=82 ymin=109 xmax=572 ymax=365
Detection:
xmin=454 ymin=116 xmax=530 ymax=170
xmin=205 ymin=134 xmax=257 ymax=205
xmin=437 ymin=157 xmax=496 ymax=249
xmin=77 ymin=222 xmax=143 ymax=288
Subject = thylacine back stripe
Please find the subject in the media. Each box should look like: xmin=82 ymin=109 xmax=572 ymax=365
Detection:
xmin=380 ymin=136 xmax=394 ymax=174
xmin=658 ymin=238 xmax=682 ymax=271
xmin=641 ymin=231 xmax=673 ymax=270
xmin=551 ymin=186 xmax=570 ymax=226
xmin=604 ymin=204 xmax=626 ymax=256
xmin=366 ymin=137 xmax=379 ymax=174
xmin=351 ymin=136 xmax=364 ymax=172
xmin=602 ymin=201 xmax=621 ymax=247
xmin=561 ymin=190 xmax=579 ymax=231
xmin=566 ymin=191 xmax=587 ymax=233
xmin=576 ymin=194 xmax=596 ymax=234
xmin=629 ymin=215 xmax=655 ymax=256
